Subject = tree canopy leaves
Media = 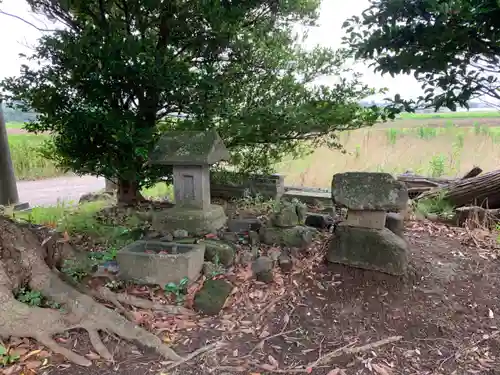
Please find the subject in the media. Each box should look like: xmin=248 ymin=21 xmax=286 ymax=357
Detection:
xmin=343 ymin=0 xmax=500 ymax=111
xmin=2 ymin=0 xmax=392 ymax=202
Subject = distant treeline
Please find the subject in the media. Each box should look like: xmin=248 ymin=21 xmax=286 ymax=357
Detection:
xmin=1 ymin=104 xmax=37 ymax=123
xmin=1 ymin=99 xmax=494 ymax=124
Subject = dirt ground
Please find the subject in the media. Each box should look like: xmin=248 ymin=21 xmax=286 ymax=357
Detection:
xmin=6 ymin=220 xmax=492 ymax=375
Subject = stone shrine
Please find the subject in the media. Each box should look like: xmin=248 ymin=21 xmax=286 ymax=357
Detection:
xmin=148 ymin=130 xmax=229 ymax=234
xmin=327 ymin=172 xmax=409 ymax=275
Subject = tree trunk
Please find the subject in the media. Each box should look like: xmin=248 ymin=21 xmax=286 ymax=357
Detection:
xmin=104 ymin=179 xmax=118 ymax=193
xmin=117 ymin=179 xmax=145 ymax=205
xmin=0 ymin=216 xmax=182 ymax=366
xmin=417 ymin=169 xmax=500 ymax=208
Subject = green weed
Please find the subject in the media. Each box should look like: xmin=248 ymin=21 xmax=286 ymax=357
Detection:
xmin=428 ymin=155 xmax=447 ymax=177
xmin=0 ymin=346 xmax=20 ymax=366
xmin=14 ymin=287 xmax=61 ymax=309
xmin=164 ymin=277 xmax=190 ymax=304
xmin=415 ymin=193 xmax=455 ymax=219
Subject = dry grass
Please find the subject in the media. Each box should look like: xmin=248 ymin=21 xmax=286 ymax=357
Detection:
xmin=277 ymin=123 xmax=500 ymax=188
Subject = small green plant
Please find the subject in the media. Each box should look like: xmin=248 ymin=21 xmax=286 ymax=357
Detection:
xmin=15 ymin=287 xmax=43 ymax=306
xmin=415 ymin=193 xmax=455 ymax=219
xmin=164 ymin=277 xmax=190 ymax=304
xmin=428 ymin=154 xmax=446 ymax=177
xmin=61 ymin=259 xmax=91 ymax=283
xmin=14 ymin=287 xmax=62 ymax=309
xmin=354 ymin=144 xmax=361 ymax=158
xmin=386 ymin=128 xmax=398 ymax=145
xmin=0 ymin=345 xmax=20 ymax=366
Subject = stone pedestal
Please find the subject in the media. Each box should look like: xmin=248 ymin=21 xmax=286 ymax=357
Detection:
xmin=327 ymin=224 xmax=408 ymax=275
xmin=151 ymin=204 xmax=227 ymax=235
xmin=328 ymin=172 xmax=410 ymax=276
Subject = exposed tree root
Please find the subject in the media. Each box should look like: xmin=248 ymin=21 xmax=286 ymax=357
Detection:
xmin=0 ymin=216 xmax=183 ymax=366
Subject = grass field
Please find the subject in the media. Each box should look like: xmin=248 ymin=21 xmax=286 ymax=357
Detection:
xmin=7 ymin=111 xmax=500 ymax=186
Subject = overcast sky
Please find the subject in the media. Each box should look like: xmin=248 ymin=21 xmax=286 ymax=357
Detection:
xmin=0 ymin=0 xmax=424 ymax=99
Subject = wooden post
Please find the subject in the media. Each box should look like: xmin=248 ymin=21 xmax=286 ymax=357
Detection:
xmin=0 ymin=99 xmax=20 ymax=205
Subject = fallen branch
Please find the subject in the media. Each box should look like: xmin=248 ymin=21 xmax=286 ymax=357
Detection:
xmin=162 ymin=341 xmax=226 ymax=371
xmin=248 ymin=329 xmax=298 ymax=355
xmin=308 ymin=335 xmax=403 ymax=368
xmin=252 ymin=335 xmax=403 ymax=374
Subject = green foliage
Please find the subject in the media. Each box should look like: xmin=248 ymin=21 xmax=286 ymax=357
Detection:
xmin=428 ymin=154 xmax=446 ymax=177
xmin=14 ymin=287 xmax=61 ymax=309
xmin=343 ymin=0 xmax=500 ymax=111
xmin=2 ymin=0 xmax=393 ymax=202
xmin=416 ymin=193 xmax=455 ymax=219
xmin=0 ymin=346 xmax=19 ymax=367
xmin=164 ymin=277 xmax=189 ymax=304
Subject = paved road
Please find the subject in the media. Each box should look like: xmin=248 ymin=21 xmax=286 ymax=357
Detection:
xmin=17 ymin=175 xmax=105 ymax=207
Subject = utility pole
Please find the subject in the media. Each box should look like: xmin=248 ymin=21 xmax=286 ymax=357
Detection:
xmin=0 ymin=98 xmax=20 ymax=206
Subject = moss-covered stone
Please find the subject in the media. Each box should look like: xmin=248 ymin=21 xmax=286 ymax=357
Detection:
xmin=194 ymin=279 xmax=233 ymax=315
xmin=202 ymin=239 xmax=236 ymax=266
xmin=260 ymin=225 xmax=316 ymax=248
xmin=270 ymin=201 xmax=307 ymax=227
xmin=327 ymin=225 xmax=408 ymax=275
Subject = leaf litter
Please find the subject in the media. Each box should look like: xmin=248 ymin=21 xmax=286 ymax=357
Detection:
xmin=3 ymin=215 xmax=500 ymax=374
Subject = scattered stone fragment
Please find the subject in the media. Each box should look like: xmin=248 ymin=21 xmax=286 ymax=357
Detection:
xmin=270 ymin=201 xmax=307 ymax=227
xmin=278 ymin=253 xmax=293 ymax=272
xmin=227 ymin=218 xmax=262 ymax=233
xmin=260 ymin=225 xmax=316 ymax=248
xmin=202 ymin=261 xmax=222 ymax=277
xmin=79 ymin=191 xmax=115 ymax=204
xmin=332 ymin=172 xmax=408 ymax=211
xmin=304 ymin=213 xmax=333 ymax=229
xmin=238 ymin=251 xmax=254 ymax=265
xmin=159 ymin=233 xmax=174 ymax=242
xmin=327 ymin=225 xmax=408 ymax=275
xmin=385 ymin=212 xmax=404 ymax=238
xmin=251 ymin=245 xmax=260 ymax=258
xmin=202 ymin=239 xmax=236 ymax=266
xmin=194 ymin=279 xmax=233 ymax=316
xmin=248 ymin=230 xmax=260 ymax=246
xmin=252 ymin=256 xmax=274 ymax=283
xmin=268 ymin=248 xmax=281 ymax=262
xmin=221 ymin=231 xmax=239 ymax=243
xmin=173 ymin=229 xmax=189 ymax=238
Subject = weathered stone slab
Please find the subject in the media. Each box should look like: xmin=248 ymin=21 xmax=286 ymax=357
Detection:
xmin=211 ymin=172 xmax=285 ymax=200
xmin=332 ymin=172 xmax=408 ymax=211
xmin=327 ymin=225 xmax=408 ymax=275
xmin=151 ymin=204 xmax=227 ymax=235
xmin=149 ymin=129 xmax=230 ymax=166
xmin=345 ymin=210 xmax=386 ymax=229
xmin=260 ymin=225 xmax=316 ymax=248
xmin=283 ymin=190 xmax=332 ymax=207
xmin=194 ymin=279 xmax=233 ymax=315
xmin=385 ymin=212 xmax=404 ymax=238
xmin=116 ymin=240 xmax=205 ymax=286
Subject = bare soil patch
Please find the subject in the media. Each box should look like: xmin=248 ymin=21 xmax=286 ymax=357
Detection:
xmin=4 ymin=220 xmax=496 ymax=375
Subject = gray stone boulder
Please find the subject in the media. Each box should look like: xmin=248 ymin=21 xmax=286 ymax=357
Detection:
xmin=260 ymin=225 xmax=316 ymax=248
xmin=194 ymin=279 xmax=233 ymax=315
xmin=332 ymin=172 xmax=408 ymax=211
xmin=385 ymin=212 xmax=404 ymax=238
xmin=79 ymin=190 xmax=115 ymax=204
xmin=252 ymin=256 xmax=274 ymax=283
xmin=202 ymin=239 xmax=237 ymax=267
xmin=270 ymin=201 xmax=307 ymax=227
xmin=327 ymin=225 xmax=408 ymax=275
